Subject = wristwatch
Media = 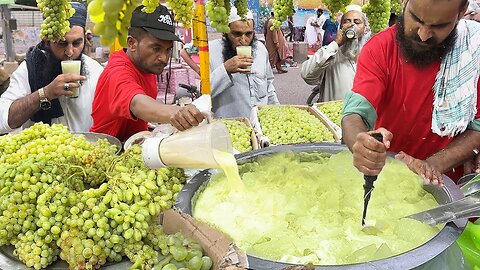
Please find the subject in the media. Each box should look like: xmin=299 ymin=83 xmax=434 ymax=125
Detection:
xmin=38 ymin=88 xmax=51 ymax=110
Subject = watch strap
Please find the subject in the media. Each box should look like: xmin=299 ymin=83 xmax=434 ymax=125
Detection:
xmin=38 ymin=88 xmax=47 ymax=101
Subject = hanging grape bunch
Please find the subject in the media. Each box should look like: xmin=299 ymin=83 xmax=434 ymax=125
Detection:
xmin=141 ymin=0 xmax=159 ymax=13
xmin=166 ymin=0 xmax=195 ymax=28
xmin=322 ymin=0 xmax=351 ymax=20
xmin=206 ymin=0 xmax=230 ymax=33
xmin=37 ymin=0 xmax=75 ymax=41
xmin=391 ymin=0 xmax=403 ymax=16
xmin=88 ymin=0 xmax=142 ymax=47
xmin=234 ymin=0 xmax=248 ymax=19
xmin=0 ymin=123 xmax=213 ymax=270
xmin=270 ymin=0 xmax=294 ymax=30
xmin=363 ymin=0 xmax=392 ymax=34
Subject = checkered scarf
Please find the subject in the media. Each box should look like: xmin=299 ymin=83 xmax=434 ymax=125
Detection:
xmin=432 ymin=19 xmax=480 ymax=137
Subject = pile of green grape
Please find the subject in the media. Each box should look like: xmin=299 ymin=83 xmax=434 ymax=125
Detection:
xmin=36 ymin=0 xmax=75 ymax=41
xmin=87 ymin=0 xmax=142 ymax=47
xmin=270 ymin=0 xmax=294 ymax=30
xmin=363 ymin=0 xmax=392 ymax=34
xmin=258 ymin=106 xmax=334 ymax=145
xmin=316 ymin=101 xmax=343 ymax=127
xmin=206 ymin=0 xmax=230 ymax=33
xmin=166 ymin=0 xmax=195 ymax=28
xmin=219 ymin=119 xmax=253 ymax=153
xmin=0 ymin=123 xmax=212 ymax=270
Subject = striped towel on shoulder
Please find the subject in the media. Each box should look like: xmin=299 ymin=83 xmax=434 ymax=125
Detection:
xmin=432 ymin=19 xmax=480 ymax=137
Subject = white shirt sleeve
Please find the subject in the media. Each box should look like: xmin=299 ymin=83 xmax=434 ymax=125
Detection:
xmin=0 ymin=62 xmax=31 ymax=133
xmin=301 ymin=41 xmax=339 ymax=86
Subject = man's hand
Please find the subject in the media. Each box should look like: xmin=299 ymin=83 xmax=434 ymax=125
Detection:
xmin=44 ymin=73 xmax=86 ymax=100
xmin=395 ymin=151 xmax=444 ymax=187
xmin=464 ymin=153 xmax=480 ymax=174
xmin=224 ymin=56 xmax=253 ymax=74
xmin=334 ymin=22 xmax=354 ymax=47
xmin=351 ymin=128 xmax=392 ymax=176
xmin=169 ymin=104 xmax=205 ymax=131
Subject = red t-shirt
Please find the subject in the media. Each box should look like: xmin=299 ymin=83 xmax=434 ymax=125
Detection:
xmin=353 ymin=26 xmax=480 ymax=180
xmin=90 ymin=50 xmax=157 ymax=141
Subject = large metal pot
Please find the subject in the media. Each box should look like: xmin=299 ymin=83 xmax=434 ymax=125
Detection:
xmin=175 ymin=143 xmax=468 ymax=270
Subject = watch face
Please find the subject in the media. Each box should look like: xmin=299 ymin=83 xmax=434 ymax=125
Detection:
xmin=40 ymin=100 xmax=51 ymax=110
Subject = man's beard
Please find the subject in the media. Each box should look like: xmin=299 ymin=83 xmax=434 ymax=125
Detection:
xmin=396 ymin=14 xmax=457 ymax=67
xmin=341 ymin=38 xmax=361 ymax=61
xmin=221 ymin=34 xmax=257 ymax=61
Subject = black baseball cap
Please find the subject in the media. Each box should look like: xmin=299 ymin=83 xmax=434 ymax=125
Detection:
xmin=130 ymin=5 xmax=182 ymax=43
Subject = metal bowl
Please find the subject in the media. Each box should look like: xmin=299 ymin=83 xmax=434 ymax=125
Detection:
xmin=73 ymin=132 xmax=122 ymax=154
xmin=175 ymin=142 xmax=467 ymax=270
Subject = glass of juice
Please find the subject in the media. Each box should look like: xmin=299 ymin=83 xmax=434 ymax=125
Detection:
xmin=236 ymin=46 xmax=252 ymax=71
xmin=61 ymin=60 xmax=81 ymax=98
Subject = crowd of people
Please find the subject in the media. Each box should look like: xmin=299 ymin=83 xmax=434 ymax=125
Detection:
xmin=0 ymin=0 xmax=479 ymax=186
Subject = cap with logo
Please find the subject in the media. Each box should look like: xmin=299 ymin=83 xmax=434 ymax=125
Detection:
xmin=130 ymin=5 xmax=182 ymax=43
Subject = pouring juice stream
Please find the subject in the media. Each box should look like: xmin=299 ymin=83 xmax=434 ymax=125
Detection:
xmin=212 ymin=149 xmax=244 ymax=190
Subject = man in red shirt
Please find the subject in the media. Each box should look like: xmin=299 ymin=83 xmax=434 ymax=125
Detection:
xmin=342 ymin=0 xmax=480 ymax=184
xmin=90 ymin=5 xmax=205 ymax=141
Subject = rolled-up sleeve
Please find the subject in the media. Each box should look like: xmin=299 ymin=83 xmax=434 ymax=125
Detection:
xmin=0 ymin=62 xmax=30 ymax=133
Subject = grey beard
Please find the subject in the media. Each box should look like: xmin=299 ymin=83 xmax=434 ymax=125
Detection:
xmin=341 ymin=38 xmax=360 ymax=61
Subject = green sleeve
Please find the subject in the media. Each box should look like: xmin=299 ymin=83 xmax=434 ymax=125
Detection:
xmin=468 ymin=118 xmax=480 ymax=131
xmin=342 ymin=91 xmax=377 ymax=131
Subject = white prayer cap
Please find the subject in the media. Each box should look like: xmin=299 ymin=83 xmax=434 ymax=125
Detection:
xmin=228 ymin=6 xmax=254 ymax=24
xmin=346 ymin=4 xmax=362 ymax=12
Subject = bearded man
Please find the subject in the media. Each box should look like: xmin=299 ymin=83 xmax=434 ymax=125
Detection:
xmin=0 ymin=2 xmax=104 ymax=133
xmin=301 ymin=8 xmax=370 ymax=102
xmin=342 ymin=0 xmax=480 ymax=184
xmin=209 ymin=7 xmax=279 ymax=119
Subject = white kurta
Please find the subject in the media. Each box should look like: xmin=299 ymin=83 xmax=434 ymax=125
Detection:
xmin=305 ymin=16 xmax=319 ymax=46
xmin=300 ymin=41 xmax=357 ymax=102
xmin=209 ymin=39 xmax=279 ymax=119
xmin=0 ymin=55 xmax=104 ymax=133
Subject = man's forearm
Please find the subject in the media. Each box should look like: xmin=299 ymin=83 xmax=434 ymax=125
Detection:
xmin=8 ymin=92 xmax=40 ymax=129
xmin=426 ymin=130 xmax=480 ymax=173
xmin=342 ymin=114 xmax=368 ymax=151
xmin=130 ymin=94 xmax=174 ymax=124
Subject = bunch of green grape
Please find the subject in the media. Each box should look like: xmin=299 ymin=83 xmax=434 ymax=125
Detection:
xmin=258 ymin=106 xmax=334 ymax=145
xmin=36 ymin=0 xmax=75 ymax=41
xmin=141 ymin=0 xmax=158 ymax=13
xmin=316 ymin=101 xmax=343 ymax=127
xmin=166 ymin=0 xmax=195 ymax=28
xmin=219 ymin=119 xmax=253 ymax=153
xmin=270 ymin=0 xmax=294 ymax=30
xmin=234 ymin=0 xmax=248 ymax=20
xmin=363 ymin=0 xmax=392 ymax=34
xmin=0 ymin=123 xmax=212 ymax=270
xmin=391 ymin=0 xmax=402 ymax=16
xmin=88 ymin=0 xmax=142 ymax=47
xmin=206 ymin=0 xmax=230 ymax=33
xmin=323 ymin=0 xmax=351 ymax=20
